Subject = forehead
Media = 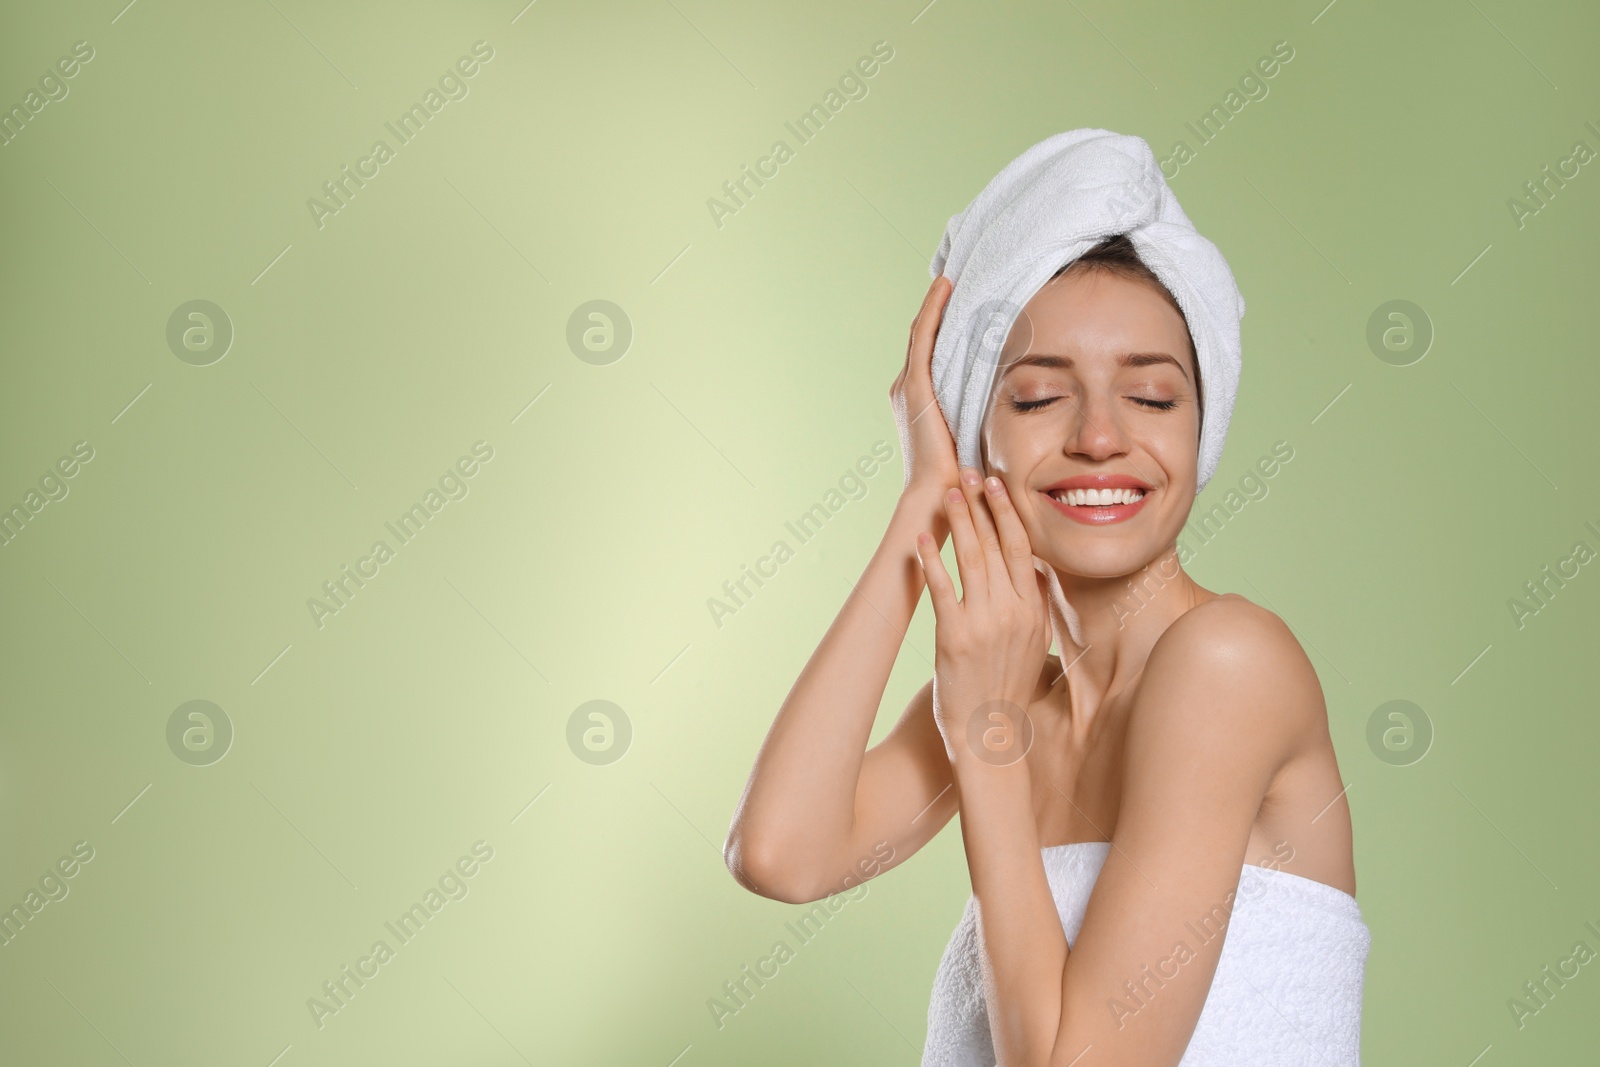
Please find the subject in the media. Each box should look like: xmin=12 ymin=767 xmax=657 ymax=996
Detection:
xmin=998 ymin=270 xmax=1194 ymax=379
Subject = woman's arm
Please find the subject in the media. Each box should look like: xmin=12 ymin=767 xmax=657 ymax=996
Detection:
xmin=724 ymin=277 xmax=965 ymax=904
xmin=913 ymin=472 xmax=1073 ymax=1066
xmin=1036 ymin=601 xmax=1315 ymax=1067
xmin=918 ymin=478 xmax=1315 ymax=1067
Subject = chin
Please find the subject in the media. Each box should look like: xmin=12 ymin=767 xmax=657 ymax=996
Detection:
xmin=1037 ymin=538 xmax=1164 ymax=582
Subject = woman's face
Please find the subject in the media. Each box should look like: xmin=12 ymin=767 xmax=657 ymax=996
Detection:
xmin=980 ymin=267 xmax=1200 ymax=580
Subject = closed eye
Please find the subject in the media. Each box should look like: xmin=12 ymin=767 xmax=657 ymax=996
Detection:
xmin=1007 ymin=396 xmax=1178 ymax=412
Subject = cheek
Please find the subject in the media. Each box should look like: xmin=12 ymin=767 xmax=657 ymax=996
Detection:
xmin=1147 ymin=416 xmax=1201 ymax=480
xmin=983 ymin=414 xmax=1043 ymax=469
xmin=1005 ymin=479 xmax=1049 ymax=540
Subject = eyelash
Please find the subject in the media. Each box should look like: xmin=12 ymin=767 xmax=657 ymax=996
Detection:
xmin=1008 ymin=396 xmax=1178 ymax=412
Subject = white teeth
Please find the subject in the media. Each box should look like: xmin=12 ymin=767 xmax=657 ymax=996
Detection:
xmin=1049 ymin=487 xmax=1146 ymax=506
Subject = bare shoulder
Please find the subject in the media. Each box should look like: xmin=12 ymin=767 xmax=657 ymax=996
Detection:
xmin=1156 ymin=593 xmax=1318 ymax=686
xmin=1155 ymin=591 xmax=1300 ymax=658
xmin=1135 ymin=592 xmax=1327 ymax=755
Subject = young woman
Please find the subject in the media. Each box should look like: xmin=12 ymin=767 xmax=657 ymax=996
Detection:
xmin=724 ymin=235 xmax=1370 ymax=1067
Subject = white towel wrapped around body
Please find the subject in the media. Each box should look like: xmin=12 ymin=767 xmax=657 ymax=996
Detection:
xmin=922 ymin=842 xmax=1372 ymax=1065
xmin=928 ymin=128 xmax=1246 ymax=494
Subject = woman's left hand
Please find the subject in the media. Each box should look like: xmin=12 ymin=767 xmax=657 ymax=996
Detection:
xmin=914 ymin=469 xmax=1053 ymax=761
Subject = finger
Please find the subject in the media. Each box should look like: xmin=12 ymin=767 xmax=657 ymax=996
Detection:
xmin=958 ymin=468 xmax=1008 ymax=596
xmin=897 ymin=284 xmax=933 ymax=385
xmin=913 ymin=274 xmax=952 ymax=334
xmin=907 ymin=275 xmax=953 ymax=383
xmin=914 ymin=530 xmax=958 ymax=618
xmin=943 ymin=485 xmax=987 ymax=608
xmin=983 ymin=475 xmax=1040 ymax=600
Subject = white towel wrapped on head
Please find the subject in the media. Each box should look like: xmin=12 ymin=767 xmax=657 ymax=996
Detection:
xmin=927 ymin=128 xmax=1246 ymax=494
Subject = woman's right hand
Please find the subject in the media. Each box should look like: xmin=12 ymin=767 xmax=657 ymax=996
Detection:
xmin=890 ymin=275 xmax=961 ymax=500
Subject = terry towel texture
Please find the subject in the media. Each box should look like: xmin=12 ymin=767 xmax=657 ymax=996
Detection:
xmin=921 ymin=842 xmax=1372 ymax=1066
xmin=927 ymin=128 xmax=1246 ymax=494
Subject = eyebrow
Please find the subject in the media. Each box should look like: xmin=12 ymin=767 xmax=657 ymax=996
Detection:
xmin=999 ymin=351 xmax=1190 ymax=380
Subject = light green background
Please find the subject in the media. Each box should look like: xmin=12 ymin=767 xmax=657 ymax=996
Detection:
xmin=1 ymin=0 xmax=1596 ymax=1063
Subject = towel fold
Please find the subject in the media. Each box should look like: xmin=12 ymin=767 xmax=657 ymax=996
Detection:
xmin=927 ymin=128 xmax=1246 ymax=494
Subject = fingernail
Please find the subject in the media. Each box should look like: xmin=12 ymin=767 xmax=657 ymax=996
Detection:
xmin=947 ymin=487 xmax=962 ymax=502
xmin=985 ymin=477 xmax=1003 ymax=495
xmin=961 ymin=469 xmax=979 ymax=485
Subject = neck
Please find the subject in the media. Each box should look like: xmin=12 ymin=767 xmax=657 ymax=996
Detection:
xmin=1039 ymin=544 xmax=1211 ymax=732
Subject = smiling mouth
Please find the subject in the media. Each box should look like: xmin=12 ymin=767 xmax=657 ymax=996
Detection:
xmin=1045 ymin=487 xmax=1147 ymax=507
xmin=1040 ymin=485 xmax=1153 ymax=525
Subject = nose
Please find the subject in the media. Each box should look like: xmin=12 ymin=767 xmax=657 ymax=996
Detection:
xmin=1061 ymin=387 xmax=1129 ymax=463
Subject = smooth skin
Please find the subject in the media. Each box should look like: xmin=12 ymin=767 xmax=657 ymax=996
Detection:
xmin=724 ymin=269 xmax=1357 ymax=1067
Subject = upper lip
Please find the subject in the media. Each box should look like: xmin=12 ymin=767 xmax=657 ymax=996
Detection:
xmin=1040 ymin=474 xmax=1153 ymax=494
